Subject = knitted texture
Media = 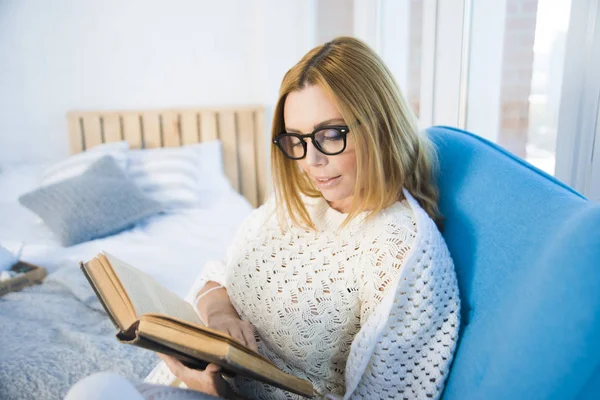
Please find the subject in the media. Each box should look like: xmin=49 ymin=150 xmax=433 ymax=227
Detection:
xmin=18 ymin=156 xmax=164 ymax=246
xmin=146 ymin=189 xmax=460 ymax=399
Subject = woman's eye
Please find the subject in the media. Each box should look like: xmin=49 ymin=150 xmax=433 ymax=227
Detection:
xmin=323 ymin=130 xmax=343 ymax=140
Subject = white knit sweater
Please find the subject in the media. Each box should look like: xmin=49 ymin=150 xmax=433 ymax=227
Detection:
xmin=146 ymin=188 xmax=460 ymax=399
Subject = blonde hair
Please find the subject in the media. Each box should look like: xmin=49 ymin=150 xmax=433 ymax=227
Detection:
xmin=271 ymin=36 xmax=442 ymax=231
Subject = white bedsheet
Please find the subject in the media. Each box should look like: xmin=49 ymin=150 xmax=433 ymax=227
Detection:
xmin=0 ymin=163 xmax=252 ymax=297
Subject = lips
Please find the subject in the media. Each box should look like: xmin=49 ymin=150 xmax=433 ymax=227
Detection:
xmin=315 ymin=176 xmax=339 ymax=182
xmin=313 ymin=175 xmax=341 ymax=188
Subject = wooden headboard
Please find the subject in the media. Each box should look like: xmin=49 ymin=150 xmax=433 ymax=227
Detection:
xmin=66 ymin=106 xmax=268 ymax=208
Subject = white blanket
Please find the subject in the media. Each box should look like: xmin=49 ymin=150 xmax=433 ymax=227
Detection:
xmin=0 ymin=163 xmax=253 ymax=400
xmin=0 ymin=185 xmax=252 ymax=297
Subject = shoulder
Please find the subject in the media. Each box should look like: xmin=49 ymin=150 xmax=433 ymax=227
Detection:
xmin=357 ymin=200 xmax=418 ymax=275
xmin=235 ymin=195 xmax=278 ymax=235
xmin=366 ymin=199 xmax=417 ymax=243
xmin=382 ymin=199 xmax=416 ymax=229
xmin=256 ymin=194 xmax=277 ymax=218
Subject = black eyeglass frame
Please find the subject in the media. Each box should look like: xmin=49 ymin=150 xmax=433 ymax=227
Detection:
xmin=272 ymin=125 xmax=350 ymax=160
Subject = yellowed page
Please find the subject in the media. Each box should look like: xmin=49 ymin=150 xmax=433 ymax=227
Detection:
xmin=102 ymin=252 xmax=202 ymax=325
xmin=81 ymin=258 xmax=136 ymax=330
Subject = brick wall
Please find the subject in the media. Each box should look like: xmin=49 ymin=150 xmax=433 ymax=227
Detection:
xmin=498 ymin=0 xmax=539 ymax=158
xmin=406 ymin=0 xmax=538 ymax=155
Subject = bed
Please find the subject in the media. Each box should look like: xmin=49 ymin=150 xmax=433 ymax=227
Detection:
xmin=0 ymin=106 xmax=267 ymax=400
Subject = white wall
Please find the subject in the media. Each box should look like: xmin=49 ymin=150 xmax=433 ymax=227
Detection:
xmin=0 ymin=0 xmax=317 ymax=163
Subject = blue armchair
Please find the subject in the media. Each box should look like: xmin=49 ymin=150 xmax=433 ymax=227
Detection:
xmin=428 ymin=126 xmax=600 ymax=400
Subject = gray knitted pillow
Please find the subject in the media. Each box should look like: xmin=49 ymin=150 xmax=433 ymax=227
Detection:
xmin=19 ymin=155 xmax=164 ymax=246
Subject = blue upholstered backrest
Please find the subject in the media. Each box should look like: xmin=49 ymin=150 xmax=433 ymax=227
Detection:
xmin=427 ymin=126 xmax=600 ymax=400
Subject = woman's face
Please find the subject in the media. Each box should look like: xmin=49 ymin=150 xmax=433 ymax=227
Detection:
xmin=283 ymin=85 xmax=357 ymax=213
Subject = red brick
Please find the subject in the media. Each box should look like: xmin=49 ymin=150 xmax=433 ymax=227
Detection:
xmin=507 ymin=17 xmax=536 ymax=31
xmin=522 ymin=0 xmax=539 ymax=14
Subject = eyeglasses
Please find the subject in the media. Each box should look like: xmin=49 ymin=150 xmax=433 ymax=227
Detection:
xmin=273 ymin=125 xmax=350 ymax=160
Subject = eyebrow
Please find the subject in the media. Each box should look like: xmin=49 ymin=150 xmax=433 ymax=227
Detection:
xmin=285 ymin=118 xmax=346 ymax=133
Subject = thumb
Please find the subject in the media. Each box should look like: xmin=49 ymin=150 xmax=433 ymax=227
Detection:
xmin=205 ymin=363 xmax=222 ymax=374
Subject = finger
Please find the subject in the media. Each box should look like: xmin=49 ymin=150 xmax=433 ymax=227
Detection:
xmin=204 ymin=363 xmax=222 ymax=374
xmin=226 ymin=327 xmax=247 ymax=347
xmin=166 ymin=358 xmax=206 ymax=384
xmin=157 ymin=353 xmax=177 ymax=367
xmin=157 ymin=353 xmax=175 ymax=363
xmin=241 ymin=321 xmax=259 ymax=353
xmin=158 ymin=354 xmax=185 ymax=377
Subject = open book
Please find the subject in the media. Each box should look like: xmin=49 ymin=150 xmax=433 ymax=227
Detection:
xmin=80 ymin=252 xmax=315 ymax=398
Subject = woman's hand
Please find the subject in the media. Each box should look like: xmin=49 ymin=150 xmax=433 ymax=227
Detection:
xmin=156 ymin=313 xmax=257 ymax=398
xmin=205 ymin=312 xmax=259 ymax=353
xmin=158 ymin=354 xmax=233 ymax=398
xmin=193 ymin=282 xmax=258 ymax=354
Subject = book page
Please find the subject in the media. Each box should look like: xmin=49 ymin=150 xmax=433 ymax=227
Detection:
xmin=102 ymin=252 xmax=202 ymax=325
xmin=81 ymin=258 xmax=136 ymax=330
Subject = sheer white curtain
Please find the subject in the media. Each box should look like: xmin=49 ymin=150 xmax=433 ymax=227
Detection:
xmin=347 ymin=0 xmax=599 ymax=200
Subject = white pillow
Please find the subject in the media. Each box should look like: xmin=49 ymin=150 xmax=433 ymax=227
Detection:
xmin=193 ymin=140 xmax=232 ymax=194
xmin=127 ymin=140 xmax=231 ymax=209
xmin=0 ymin=245 xmax=17 ymax=272
xmin=40 ymin=141 xmax=129 ymax=186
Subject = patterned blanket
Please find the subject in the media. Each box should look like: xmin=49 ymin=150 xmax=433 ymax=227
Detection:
xmin=0 ymin=264 xmax=156 ymax=400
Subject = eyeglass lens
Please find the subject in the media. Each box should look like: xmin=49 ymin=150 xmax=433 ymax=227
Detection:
xmin=279 ymin=128 xmax=346 ymax=158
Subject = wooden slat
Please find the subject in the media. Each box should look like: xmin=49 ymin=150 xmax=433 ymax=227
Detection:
xmin=102 ymin=114 xmax=122 ymax=143
xmin=237 ymin=110 xmax=258 ymax=207
xmin=82 ymin=115 xmax=103 ymax=149
xmin=122 ymin=113 xmax=143 ymax=149
xmin=254 ymin=109 xmax=267 ymax=205
xmin=218 ymin=111 xmax=239 ymax=192
xmin=65 ymin=106 xmax=267 ymax=207
xmin=200 ymin=111 xmax=218 ymax=141
xmin=142 ymin=112 xmax=161 ymax=148
xmin=180 ymin=111 xmax=200 ymax=145
xmin=68 ymin=114 xmax=84 ymax=154
xmin=161 ymin=112 xmax=181 ymax=147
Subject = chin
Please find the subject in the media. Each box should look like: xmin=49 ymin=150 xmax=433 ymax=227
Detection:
xmin=320 ymin=189 xmax=350 ymax=203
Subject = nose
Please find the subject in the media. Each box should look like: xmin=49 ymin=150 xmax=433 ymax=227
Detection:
xmin=304 ymin=139 xmax=327 ymax=167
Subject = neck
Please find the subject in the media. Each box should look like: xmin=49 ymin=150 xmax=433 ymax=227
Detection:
xmin=328 ymin=196 xmax=353 ymax=213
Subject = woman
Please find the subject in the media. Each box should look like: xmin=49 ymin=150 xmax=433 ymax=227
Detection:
xmin=67 ymin=36 xmax=460 ymax=400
